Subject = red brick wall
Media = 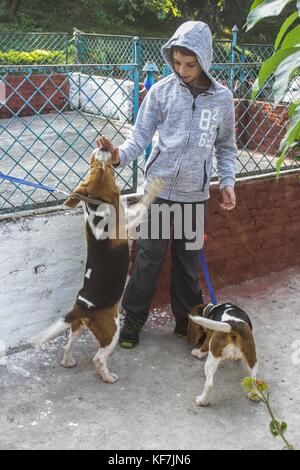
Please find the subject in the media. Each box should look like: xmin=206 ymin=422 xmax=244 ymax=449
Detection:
xmin=235 ymin=98 xmax=288 ymax=156
xmin=0 ymin=74 xmax=69 ymax=119
xmin=130 ymin=173 xmax=300 ymax=307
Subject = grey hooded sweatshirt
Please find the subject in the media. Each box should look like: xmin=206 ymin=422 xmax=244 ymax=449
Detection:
xmin=118 ymin=21 xmax=237 ymax=202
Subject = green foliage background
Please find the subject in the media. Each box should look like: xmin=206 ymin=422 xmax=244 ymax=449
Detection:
xmin=0 ymin=0 xmax=293 ymax=42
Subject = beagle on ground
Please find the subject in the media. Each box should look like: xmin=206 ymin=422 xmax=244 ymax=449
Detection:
xmin=31 ymin=148 xmax=163 ymax=383
xmin=188 ymin=303 xmax=258 ymax=406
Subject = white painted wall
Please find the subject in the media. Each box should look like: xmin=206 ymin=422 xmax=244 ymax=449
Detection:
xmin=0 ymin=208 xmax=86 ymax=349
xmin=0 ymin=80 xmax=5 ymax=104
xmin=69 ymin=73 xmax=134 ymax=121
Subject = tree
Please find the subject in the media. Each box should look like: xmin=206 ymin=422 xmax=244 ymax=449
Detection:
xmin=6 ymin=0 xmax=21 ymax=16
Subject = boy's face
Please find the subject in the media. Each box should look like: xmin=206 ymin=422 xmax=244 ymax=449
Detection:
xmin=173 ymin=51 xmax=205 ymax=87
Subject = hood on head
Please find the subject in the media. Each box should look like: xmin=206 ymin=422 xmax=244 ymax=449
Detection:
xmin=161 ymin=21 xmax=214 ymax=85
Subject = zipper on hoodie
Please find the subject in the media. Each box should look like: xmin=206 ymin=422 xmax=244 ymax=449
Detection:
xmin=202 ymin=160 xmax=208 ymax=192
xmin=145 ymin=149 xmax=160 ymax=177
xmin=168 ymin=96 xmax=196 ymax=198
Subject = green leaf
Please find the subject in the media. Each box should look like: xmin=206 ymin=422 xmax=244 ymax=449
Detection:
xmin=250 ymin=0 xmax=266 ymax=11
xmin=288 ymin=99 xmax=300 ymax=117
xmin=252 ymin=46 xmax=300 ymax=98
xmin=270 ymin=419 xmax=281 ymax=437
xmin=275 ymin=12 xmax=299 ymax=50
xmin=273 ymin=50 xmax=300 ymax=103
xmin=242 ymin=377 xmax=254 ymax=392
xmin=280 ymin=422 xmax=288 ymax=433
xmin=280 ymin=115 xmax=300 ymax=151
xmin=276 ymin=146 xmax=289 ymax=176
xmin=256 ymin=379 xmax=269 ymax=392
xmin=248 ymin=391 xmax=262 ymax=402
xmin=281 ymin=24 xmax=300 ymax=49
xmin=246 ymin=0 xmax=294 ymax=31
xmin=277 ymin=106 xmax=300 ymax=174
xmin=287 ymin=106 xmax=300 ymax=143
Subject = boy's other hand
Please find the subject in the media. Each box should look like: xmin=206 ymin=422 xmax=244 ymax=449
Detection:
xmin=96 ymin=136 xmax=120 ymax=166
xmin=220 ymin=186 xmax=236 ymax=211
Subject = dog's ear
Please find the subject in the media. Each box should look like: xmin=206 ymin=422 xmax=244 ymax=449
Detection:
xmin=64 ymin=183 xmax=88 ymax=208
xmin=187 ymin=306 xmax=205 ymax=346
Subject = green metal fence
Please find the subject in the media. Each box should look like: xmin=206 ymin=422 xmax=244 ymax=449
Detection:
xmin=76 ymin=32 xmax=275 ymax=68
xmin=0 ymin=64 xmax=139 ymax=214
xmin=0 ymin=33 xmax=70 ymax=64
xmin=0 ymin=30 xmax=275 ymax=67
xmin=240 ymin=44 xmax=275 ymax=63
xmin=0 ymin=32 xmax=298 ymax=216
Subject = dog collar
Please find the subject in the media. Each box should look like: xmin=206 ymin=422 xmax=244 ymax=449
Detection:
xmin=69 ymin=192 xmax=105 ymax=206
xmin=203 ymin=303 xmax=217 ymax=318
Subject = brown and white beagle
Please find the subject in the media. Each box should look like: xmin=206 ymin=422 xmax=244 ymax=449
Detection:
xmin=188 ymin=303 xmax=258 ymax=406
xmin=32 ymin=149 xmax=163 ymax=383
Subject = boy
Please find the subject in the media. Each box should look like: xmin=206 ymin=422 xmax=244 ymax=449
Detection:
xmin=97 ymin=21 xmax=237 ymax=348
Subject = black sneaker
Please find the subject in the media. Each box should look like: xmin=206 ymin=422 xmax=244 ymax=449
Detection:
xmin=174 ymin=319 xmax=188 ymax=338
xmin=119 ymin=315 xmax=144 ymax=349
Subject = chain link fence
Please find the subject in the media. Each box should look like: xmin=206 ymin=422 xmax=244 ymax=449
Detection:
xmin=76 ymin=33 xmax=275 ymax=68
xmin=0 ymin=33 xmax=70 ymax=64
xmin=0 ymin=32 xmax=299 ymax=216
xmin=0 ymin=31 xmax=275 ymax=67
xmin=0 ymin=64 xmax=139 ymax=214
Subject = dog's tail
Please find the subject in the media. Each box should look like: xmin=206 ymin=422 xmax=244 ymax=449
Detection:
xmin=189 ymin=315 xmax=232 ymax=333
xmin=126 ymin=177 xmax=164 ymax=232
xmin=30 ymin=318 xmax=70 ymax=346
xmin=30 ymin=305 xmax=88 ymax=346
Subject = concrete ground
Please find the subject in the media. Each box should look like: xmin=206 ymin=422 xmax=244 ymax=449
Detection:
xmin=0 ymin=265 xmax=300 ymax=450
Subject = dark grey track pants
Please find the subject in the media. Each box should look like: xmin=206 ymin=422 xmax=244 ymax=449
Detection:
xmin=122 ymin=198 xmax=205 ymax=326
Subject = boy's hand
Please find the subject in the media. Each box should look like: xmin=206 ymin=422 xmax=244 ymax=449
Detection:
xmin=96 ymin=136 xmax=120 ymax=166
xmin=220 ymin=186 xmax=236 ymax=211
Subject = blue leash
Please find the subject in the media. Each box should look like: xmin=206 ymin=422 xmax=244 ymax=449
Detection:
xmin=0 ymin=171 xmax=69 ymax=196
xmin=199 ymin=247 xmax=218 ymax=305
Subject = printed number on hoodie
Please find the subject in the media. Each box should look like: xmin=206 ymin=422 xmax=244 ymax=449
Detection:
xmin=198 ymin=108 xmax=219 ymax=148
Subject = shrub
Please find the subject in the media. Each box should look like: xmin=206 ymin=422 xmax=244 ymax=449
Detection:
xmin=0 ymin=49 xmax=66 ymax=65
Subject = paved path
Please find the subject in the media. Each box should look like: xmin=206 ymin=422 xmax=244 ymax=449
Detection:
xmin=0 ymin=266 xmax=299 ymax=450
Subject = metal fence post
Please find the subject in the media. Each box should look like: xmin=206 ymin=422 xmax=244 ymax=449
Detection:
xmin=231 ymin=25 xmax=239 ymax=63
xmin=230 ymin=25 xmax=239 ymax=91
xmin=239 ymin=45 xmax=246 ymax=95
xmin=74 ymin=31 xmax=79 ymax=64
xmin=133 ymin=36 xmax=140 ymax=68
xmin=132 ymin=64 xmax=140 ymax=192
xmin=65 ymin=33 xmax=69 ymax=64
xmin=142 ymin=61 xmax=159 ymax=160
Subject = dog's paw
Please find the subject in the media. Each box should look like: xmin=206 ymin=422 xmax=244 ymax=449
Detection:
xmin=195 ymin=395 xmax=210 ymax=407
xmin=191 ymin=348 xmax=208 ymax=360
xmin=102 ymin=372 xmax=119 ymax=384
xmin=61 ymin=358 xmax=77 ymax=368
xmin=148 ymin=177 xmax=165 ymax=196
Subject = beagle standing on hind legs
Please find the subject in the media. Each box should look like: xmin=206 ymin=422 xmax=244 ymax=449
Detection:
xmin=32 ymin=148 xmax=164 ymax=384
xmin=188 ymin=303 xmax=258 ymax=406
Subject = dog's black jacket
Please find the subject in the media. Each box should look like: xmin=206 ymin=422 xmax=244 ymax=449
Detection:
xmin=195 ymin=303 xmax=253 ymax=330
xmin=76 ymin=221 xmax=129 ymax=311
